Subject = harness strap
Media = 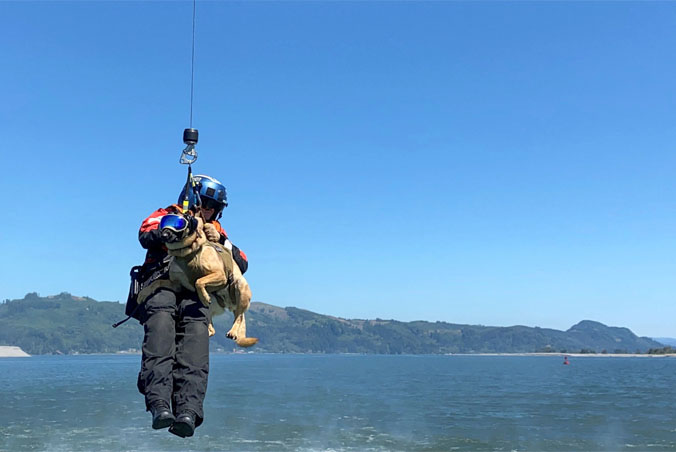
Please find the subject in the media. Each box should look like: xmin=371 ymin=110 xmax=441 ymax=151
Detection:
xmin=205 ymin=241 xmax=237 ymax=300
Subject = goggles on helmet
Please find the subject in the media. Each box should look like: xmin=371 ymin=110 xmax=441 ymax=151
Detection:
xmin=160 ymin=214 xmax=188 ymax=233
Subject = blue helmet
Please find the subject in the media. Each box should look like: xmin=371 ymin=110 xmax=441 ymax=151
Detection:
xmin=178 ymin=174 xmax=228 ymax=215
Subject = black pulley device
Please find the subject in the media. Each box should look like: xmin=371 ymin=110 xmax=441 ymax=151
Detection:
xmin=183 ymin=128 xmax=199 ymax=145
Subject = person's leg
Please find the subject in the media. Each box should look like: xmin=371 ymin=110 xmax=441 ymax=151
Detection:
xmin=137 ymin=289 xmax=177 ymax=412
xmin=172 ymin=291 xmax=210 ymax=428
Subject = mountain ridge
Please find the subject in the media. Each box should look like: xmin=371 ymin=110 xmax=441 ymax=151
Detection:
xmin=0 ymin=292 xmax=664 ymax=355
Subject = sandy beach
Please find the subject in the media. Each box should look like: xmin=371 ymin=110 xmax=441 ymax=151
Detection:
xmin=0 ymin=346 xmax=30 ymax=358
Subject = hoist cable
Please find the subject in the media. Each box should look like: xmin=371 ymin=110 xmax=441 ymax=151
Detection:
xmin=189 ymin=0 xmax=197 ymax=128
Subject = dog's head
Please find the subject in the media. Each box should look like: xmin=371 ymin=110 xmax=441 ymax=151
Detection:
xmin=159 ymin=213 xmax=199 ymax=244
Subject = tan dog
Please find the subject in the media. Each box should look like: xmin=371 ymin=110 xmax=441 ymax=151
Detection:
xmin=161 ymin=213 xmax=257 ymax=348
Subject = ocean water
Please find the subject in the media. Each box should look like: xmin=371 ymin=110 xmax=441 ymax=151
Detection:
xmin=1 ymin=354 xmax=675 ymax=452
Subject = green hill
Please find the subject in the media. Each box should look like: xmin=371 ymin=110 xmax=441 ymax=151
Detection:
xmin=0 ymin=292 xmax=663 ymax=355
xmin=0 ymin=292 xmax=142 ymax=355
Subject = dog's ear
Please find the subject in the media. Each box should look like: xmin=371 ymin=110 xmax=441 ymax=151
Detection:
xmin=195 ymin=216 xmax=207 ymax=239
xmin=186 ymin=215 xmax=199 ymax=234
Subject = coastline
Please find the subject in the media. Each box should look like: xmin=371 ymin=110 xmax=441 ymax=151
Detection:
xmin=450 ymin=352 xmax=676 ymax=358
xmin=0 ymin=346 xmax=30 ymax=358
xmin=2 ymin=351 xmax=673 ymax=358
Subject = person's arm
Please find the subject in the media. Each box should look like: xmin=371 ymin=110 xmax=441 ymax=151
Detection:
xmin=138 ymin=207 xmax=171 ymax=249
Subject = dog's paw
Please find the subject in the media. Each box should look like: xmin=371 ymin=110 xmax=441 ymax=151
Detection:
xmin=236 ymin=337 xmax=258 ymax=348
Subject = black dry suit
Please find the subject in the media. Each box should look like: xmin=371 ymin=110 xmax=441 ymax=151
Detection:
xmin=130 ymin=205 xmax=209 ymax=427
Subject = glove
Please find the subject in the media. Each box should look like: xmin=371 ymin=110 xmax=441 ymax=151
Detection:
xmin=203 ymin=223 xmax=221 ymax=242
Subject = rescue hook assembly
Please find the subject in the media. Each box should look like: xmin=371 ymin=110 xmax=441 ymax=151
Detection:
xmin=180 ymin=128 xmax=199 ymax=165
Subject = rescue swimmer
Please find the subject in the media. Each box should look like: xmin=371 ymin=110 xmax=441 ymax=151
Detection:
xmin=125 ymin=175 xmax=247 ymax=437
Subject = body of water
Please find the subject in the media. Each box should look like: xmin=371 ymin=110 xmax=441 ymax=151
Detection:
xmin=1 ymin=354 xmax=675 ymax=451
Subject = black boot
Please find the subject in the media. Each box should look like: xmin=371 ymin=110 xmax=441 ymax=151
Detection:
xmin=169 ymin=410 xmax=196 ymax=438
xmin=150 ymin=401 xmax=175 ymax=430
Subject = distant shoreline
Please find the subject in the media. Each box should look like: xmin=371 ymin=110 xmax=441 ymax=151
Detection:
xmin=3 ymin=350 xmax=675 ymax=358
xmin=450 ymin=353 xmax=676 ymax=358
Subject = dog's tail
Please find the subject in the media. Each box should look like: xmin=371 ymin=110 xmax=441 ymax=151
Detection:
xmin=236 ymin=337 xmax=258 ymax=348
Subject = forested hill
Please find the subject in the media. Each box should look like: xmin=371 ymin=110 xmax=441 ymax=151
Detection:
xmin=0 ymin=292 xmax=664 ymax=355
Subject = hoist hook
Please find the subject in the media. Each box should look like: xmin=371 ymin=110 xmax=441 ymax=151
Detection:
xmin=180 ymin=128 xmax=199 ymax=165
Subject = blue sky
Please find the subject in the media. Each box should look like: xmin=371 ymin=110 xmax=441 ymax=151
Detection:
xmin=2 ymin=1 xmax=675 ymax=337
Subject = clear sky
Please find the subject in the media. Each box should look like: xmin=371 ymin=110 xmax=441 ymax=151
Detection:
xmin=2 ymin=1 xmax=675 ymax=338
